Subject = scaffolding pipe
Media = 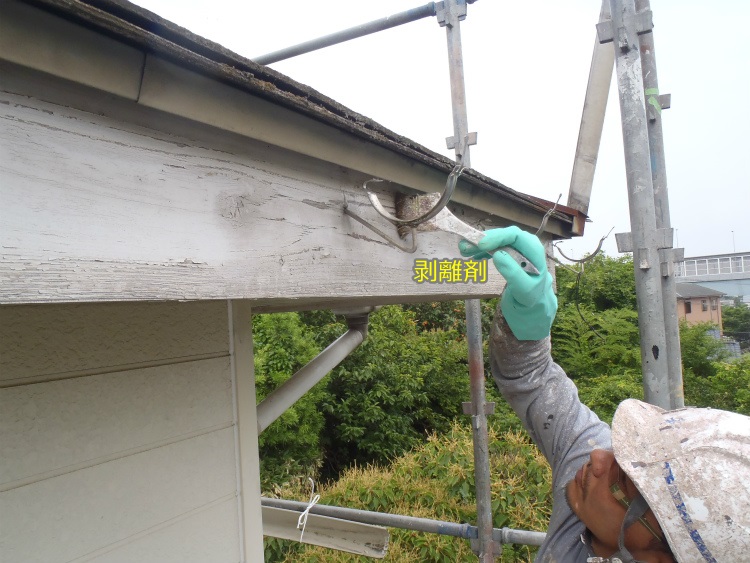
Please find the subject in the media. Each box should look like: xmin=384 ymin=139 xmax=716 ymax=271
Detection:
xmin=635 ymin=0 xmax=684 ymax=409
xmin=439 ymin=0 xmax=476 ymax=166
xmin=252 ymin=3 xmax=438 ymax=65
xmin=607 ymin=0 xmax=671 ymax=409
xmin=261 ymin=497 xmax=547 ymax=547
xmin=567 ymin=0 xmax=614 ymax=215
xmin=256 ymin=311 xmax=370 ymax=433
xmin=434 ymin=1 xmax=495 ymax=559
xmin=464 ymin=299 xmax=496 ymax=561
xmin=437 ymin=1 xmax=493 ymax=558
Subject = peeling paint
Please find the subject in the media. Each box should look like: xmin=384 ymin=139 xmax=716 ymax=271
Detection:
xmin=684 ymin=495 xmax=709 ymax=521
xmin=346 ymin=232 xmax=390 ymax=246
xmin=301 ymin=199 xmax=331 ymax=210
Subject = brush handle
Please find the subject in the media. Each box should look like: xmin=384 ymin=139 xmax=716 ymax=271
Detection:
xmin=432 ymin=211 xmax=540 ymax=276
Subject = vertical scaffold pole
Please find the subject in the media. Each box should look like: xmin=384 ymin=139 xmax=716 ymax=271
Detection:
xmin=603 ymin=0 xmax=671 ymax=409
xmin=464 ymin=299 xmax=496 ymax=562
xmin=437 ymin=1 xmax=493 ymax=560
xmin=635 ymin=0 xmax=684 ymax=409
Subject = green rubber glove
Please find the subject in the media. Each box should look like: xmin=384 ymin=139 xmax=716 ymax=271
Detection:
xmin=459 ymin=226 xmax=557 ymax=340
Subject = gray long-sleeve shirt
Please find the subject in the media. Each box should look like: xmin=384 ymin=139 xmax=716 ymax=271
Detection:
xmin=489 ymin=312 xmax=611 ymax=562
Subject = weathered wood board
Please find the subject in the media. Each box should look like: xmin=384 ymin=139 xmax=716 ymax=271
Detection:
xmin=0 ymin=89 xmax=505 ymax=306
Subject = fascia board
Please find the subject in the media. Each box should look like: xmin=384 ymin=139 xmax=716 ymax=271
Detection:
xmin=0 ymin=0 xmax=143 ymax=100
xmin=1 ymin=0 xmax=577 ymax=237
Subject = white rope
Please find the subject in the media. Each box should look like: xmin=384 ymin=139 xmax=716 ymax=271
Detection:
xmin=297 ymin=478 xmax=320 ymax=544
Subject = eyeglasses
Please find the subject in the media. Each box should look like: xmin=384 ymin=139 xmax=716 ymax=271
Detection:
xmin=609 ymin=468 xmax=663 ymax=544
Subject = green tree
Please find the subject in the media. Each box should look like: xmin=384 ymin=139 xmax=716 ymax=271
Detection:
xmin=683 ymin=354 xmax=750 ymax=414
xmin=723 ymin=303 xmax=750 ymax=350
xmin=253 ymin=313 xmax=326 ymax=489
xmin=678 ymin=320 xmax=728 ymax=378
xmin=318 ymin=306 xmax=471 ymax=477
xmin=555 ymin=253 xmax=637 ymax=311
xmin=551 ymin=304 xmax=641 ymax=379
xmin=403 ymin=297 xmax=498 ymax=338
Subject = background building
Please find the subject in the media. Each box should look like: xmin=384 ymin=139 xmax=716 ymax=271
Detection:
xmin=676 ymin=252 xmax=750 ymax=305
xmin=675 ymin=283 xmax=725 ymax=329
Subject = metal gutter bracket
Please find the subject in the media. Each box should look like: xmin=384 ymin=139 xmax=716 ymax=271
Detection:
xmin=362 ymin=165 xmax=463 ymax=227
xmin=341 ymin=164 xmax=464 ymax=253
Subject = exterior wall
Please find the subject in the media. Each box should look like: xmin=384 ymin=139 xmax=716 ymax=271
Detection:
xmin=0 ymin=301 xmax=262 ymax=562
xmin=677 ymin=296 xmax=723 ymax=329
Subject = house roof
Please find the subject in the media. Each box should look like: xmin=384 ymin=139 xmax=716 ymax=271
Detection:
xmin=675 ymin=283 xmax=725 ymax=299
xmin=18 ymin=0 xmax=583 ymax=236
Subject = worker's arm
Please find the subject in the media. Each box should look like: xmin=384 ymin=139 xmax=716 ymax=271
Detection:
xmin=460 ymin=226 xmax=610 ymax=488
xmin=462 ymin=228 xmax=610 ymax=559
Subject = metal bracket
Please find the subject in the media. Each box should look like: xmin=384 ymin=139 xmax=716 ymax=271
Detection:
xmin=615 ymin=231 xmax=633 ymax=253
xmin=446 ymin=131 xmax=478 ymax=151
xmin=637 ymin=247 xmax=652 ymax=270
xmin=596 ymin=9 xmax=653 ymax=45
xmin=658 ymin=247 xmax=684 ymax=277
xmin=343 ymin=196 xmax=418 ymax=253
xmin=615 ymin=227 xmax=673 ymax=254
xmin=361 ymin=164 xmax=465 ymax=228
xmin=436 ymin=0 xmax=468 ymax=27
xmin=646 ymin=92 xmax=671 ymax=121
xmin=470 ymin=538 xmax=500 ymax=558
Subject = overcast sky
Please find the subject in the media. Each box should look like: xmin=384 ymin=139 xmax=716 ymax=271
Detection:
xmin=133 ymin=0 xmax=749 ymax=260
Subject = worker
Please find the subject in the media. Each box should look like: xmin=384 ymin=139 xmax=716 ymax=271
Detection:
xmin=459 ymin=226 xmax=750 ymax=563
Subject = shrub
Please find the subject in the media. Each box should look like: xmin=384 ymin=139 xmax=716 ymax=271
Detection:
xmin=318 ymin=306 xmax=470 ymax=477
xmin=679 ymin=320 xmax=728 ymax=378
xmin=575 ymin=372 xmax=644 ymax=425
xmin=267 ymin=420 xmax=551 ymax=563
xmin=254 ymin=313 xmax=326 ymax=490
xmin=683 ymin=354 xmax=750 ymax=414
xmin=551 ymin=304 xmax=640 ymax=379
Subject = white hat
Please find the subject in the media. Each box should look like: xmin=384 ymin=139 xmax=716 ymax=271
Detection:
xmin=612 ymin=399 xmax=750 ymax=562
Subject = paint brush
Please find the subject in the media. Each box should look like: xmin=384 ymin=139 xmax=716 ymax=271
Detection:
xmin=396 ymin=193 xmax=540 ymax=276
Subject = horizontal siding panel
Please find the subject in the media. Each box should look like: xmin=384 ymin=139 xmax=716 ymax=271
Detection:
xmin=83 ymin=498 xmax=239 ymax=563
xmin=0 ymin=357 xmax=234 ymax=489
xmin=0 ymin=428 xmax=237 ymax=563
xmin=0 ymin=301 xmax=228 ymax=384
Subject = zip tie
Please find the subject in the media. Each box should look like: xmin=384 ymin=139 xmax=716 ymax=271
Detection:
xmin=297 ymin=478 xmax=320 ymax=544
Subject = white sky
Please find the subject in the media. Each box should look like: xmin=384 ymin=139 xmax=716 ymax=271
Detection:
xmin=132 ymin=0 xmax=749 ymax=260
